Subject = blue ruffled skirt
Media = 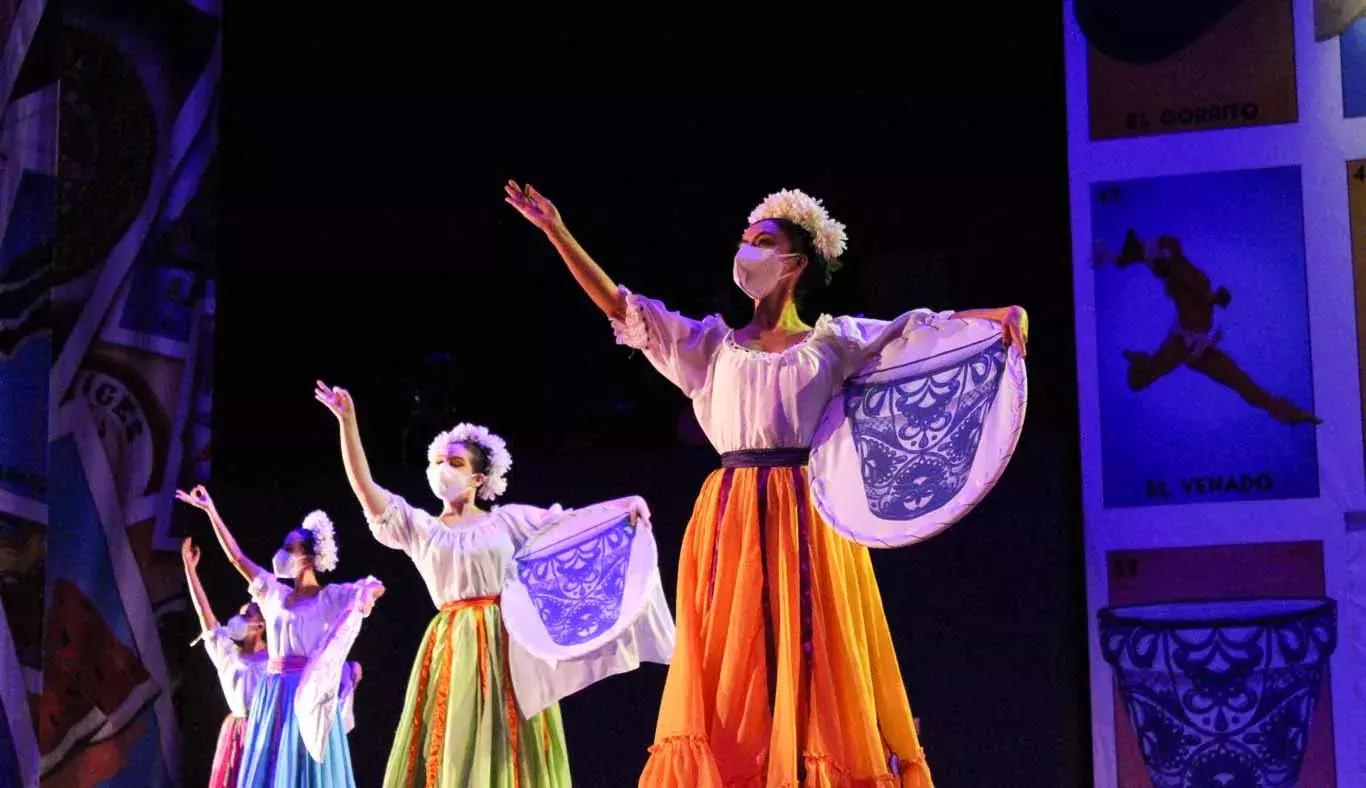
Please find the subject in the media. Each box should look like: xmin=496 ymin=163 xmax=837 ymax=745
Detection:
xmin=237 ymin=670 xmax=355 ymax=788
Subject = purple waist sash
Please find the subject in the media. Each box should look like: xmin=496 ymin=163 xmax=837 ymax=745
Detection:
xmin=719 ymin=448 xmax=810 ymax=469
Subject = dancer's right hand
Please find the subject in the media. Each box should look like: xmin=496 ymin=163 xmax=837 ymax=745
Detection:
xmin=504 ymin=180 xmax=564 ymax=235
xmin=176 ymin=485 xmax=216 ymax=513
xmin=314 ymin=380 xmax=356 ymax=424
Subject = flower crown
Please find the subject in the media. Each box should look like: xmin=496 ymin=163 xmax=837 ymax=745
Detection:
xmin=427 ymin=423 xmax=513 ymax=501
xmin=301 ymin=510 xmax=338 ymax=573
xmin=748 ymin=188 xmax=848 ymax=260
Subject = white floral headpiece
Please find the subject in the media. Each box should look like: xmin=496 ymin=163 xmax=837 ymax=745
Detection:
xmin=748 ymin=188 xmax=848 ymax=260
xmin=301 ymin=510 xmax=338 ymax=573
xmin=427 ymin=423 xmax=513 ymax=501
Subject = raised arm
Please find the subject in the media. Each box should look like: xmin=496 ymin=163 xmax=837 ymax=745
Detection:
xmin=504 ymin=180 xmax=626 ymax=319
xmin=175 ymin=485 xmax=264 ymax=583
xmin=315 ymin=382 xmax=386 ymax=519
xmin=181 ymin=537 xmax=218 ymax=634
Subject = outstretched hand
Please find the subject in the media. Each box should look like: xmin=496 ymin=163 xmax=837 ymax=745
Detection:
xmin=1004 ymin=306 xmax=1029 ymax=358
xmin=314 ymin=380 xmax=356 ymax=424
xmin=504 ymin=180 xmax=563 ymax=234
xmin=356 ymin=579 xmax=385 ymax=616
xmin=363 ymin=584 xmax=385 ymax=615
xmin=628 ymin=497 xmax=652 ymax=529
xmin=181 ymin=537 xmax=200 ymax=569
xmin=176 ymin=485 xmax=216 ymax=513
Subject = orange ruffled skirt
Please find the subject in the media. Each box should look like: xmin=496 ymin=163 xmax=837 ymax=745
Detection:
xmin=640 ymin=458 xmax=932 ymax=788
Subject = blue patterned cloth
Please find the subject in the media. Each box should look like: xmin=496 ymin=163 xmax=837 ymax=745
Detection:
xmin=516 ymin=515 xmax=634 ymax=648
xmin=843 ymin=342 xmax=1008 ymax=521
xmin=499 ymin=498 xmax=675 ymax=720
xmin=810 ymin=319 xmax=1027 ymax=549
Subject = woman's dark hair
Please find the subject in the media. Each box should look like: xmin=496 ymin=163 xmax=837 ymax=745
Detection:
xmin=457 ymin=440 xmax=491 ymax=476
xmin=295 ymin=529 xmax=317 ymax=557
xmin=769 ymin=218 xmax=842 ymax=306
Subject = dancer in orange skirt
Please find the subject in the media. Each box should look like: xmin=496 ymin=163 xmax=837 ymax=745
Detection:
xmin=507 ymin=183 xmax=1028 ymax=787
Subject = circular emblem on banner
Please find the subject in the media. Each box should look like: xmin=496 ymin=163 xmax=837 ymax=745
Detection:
xmin=75 ymin=350 xmax=172 ymax=500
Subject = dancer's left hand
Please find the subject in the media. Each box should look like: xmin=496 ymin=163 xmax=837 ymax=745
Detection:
xmin=348 ymin=662 xmax=362 ymax=685
xmin=1003 ymin=306 xmax=1028 ymax=357
xmin=628 ymin=497 xmax=652 ymax=529
xmin=361 ymin=581 xmax=385 ymax=615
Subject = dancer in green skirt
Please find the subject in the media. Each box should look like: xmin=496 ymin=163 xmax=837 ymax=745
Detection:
xmin=315 ymin=382 xmax=675 ymax=786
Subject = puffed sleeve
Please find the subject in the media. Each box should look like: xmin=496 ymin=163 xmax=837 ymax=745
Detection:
xmin=203 ymin=627 xmax=257 ymax=716
xmin=609 ymin=286 xmax=729 ymax=398
xmin=201 ymin=626 xmax=241 ymax=674
xmin=248 ymin=572 xmax=286 ymax=609
xmin=363 ymin=487 xmax=433 ymax=555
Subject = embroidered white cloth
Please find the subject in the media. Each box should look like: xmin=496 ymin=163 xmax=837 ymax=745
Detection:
xmin=366 ymin=490 xmax=675 ymax=719
xmin=295 ymin=580 xmax=379 ymax=762
xmin=501 ymin=498 xmax=675 ymax=718
xmin=808 ymin=317 xmax=1027 ymax=547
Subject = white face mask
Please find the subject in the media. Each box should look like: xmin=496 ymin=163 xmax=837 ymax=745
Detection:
xmin=225 ymin=614 xmax=252 ymax=641
xmin=271 ymin=549 xmax=303 ymax=579
xmin=733 ymin=243 xmax=799 ymax=300
xmin=426 ymin=464 xmax=477 ymax=502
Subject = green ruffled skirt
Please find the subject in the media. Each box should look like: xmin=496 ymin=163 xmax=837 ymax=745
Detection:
xmin=381 ymin=599 xmax=571 ymax=787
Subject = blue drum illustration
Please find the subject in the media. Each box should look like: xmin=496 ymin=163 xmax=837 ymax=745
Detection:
xmin=1098 ymin=598 xmax=1336 ymax=788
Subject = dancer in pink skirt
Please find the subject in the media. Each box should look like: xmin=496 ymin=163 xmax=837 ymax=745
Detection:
xmin=184 ymin=537 xmax=268 ymax=787
xmin=184 ymin=536 xmax=367 ymax=786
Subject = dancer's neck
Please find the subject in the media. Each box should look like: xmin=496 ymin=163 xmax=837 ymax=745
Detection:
xmin=747 ymin=293 xmax=806 ymax=334
xmin=440 ymin=495 xmax=485 ymax=522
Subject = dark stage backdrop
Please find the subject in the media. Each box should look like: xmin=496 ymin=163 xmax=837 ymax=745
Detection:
xmin=216 ymin=16 xmax=1086 ymax=788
